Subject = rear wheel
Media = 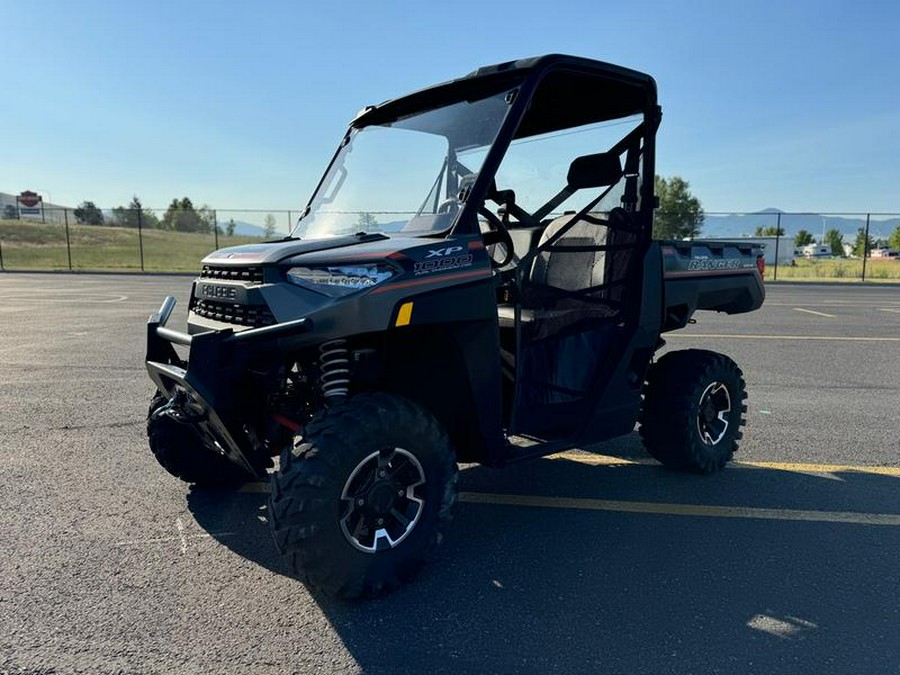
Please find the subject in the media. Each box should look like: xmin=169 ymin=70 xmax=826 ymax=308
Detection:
xmin=147 ymin=392 xmax=250 ymax=488
xmin=268 ymin=393 xmax=457 ymax=599
xmin=639 ymin=350 xmax=747 ymax=473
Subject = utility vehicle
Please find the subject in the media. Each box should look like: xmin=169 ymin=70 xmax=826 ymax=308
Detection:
xmin=145 ymin=55 xmax=765 ymax=598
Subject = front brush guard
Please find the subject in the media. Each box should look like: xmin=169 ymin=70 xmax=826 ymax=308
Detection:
xmin=146 ymin=296 xmax=311 ymax=479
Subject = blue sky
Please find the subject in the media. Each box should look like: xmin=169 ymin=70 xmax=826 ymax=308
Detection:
xmin=3 ymin=0 xmax=899 ymax=215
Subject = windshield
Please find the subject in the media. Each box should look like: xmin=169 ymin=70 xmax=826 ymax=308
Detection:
xmin=292 ymin=87 xmax=516 ymax=239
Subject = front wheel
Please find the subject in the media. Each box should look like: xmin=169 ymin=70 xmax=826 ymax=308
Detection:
xmin=639 ymin=350 xmax=747 ymax=473
xmin=268 ymin=393 xmax=457 ymax=599
xmin=147 ymin=392 xmax=250 ymax=488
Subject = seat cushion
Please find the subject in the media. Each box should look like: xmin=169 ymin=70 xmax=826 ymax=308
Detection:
xmin=530 ymin=213 xmax=608 ymax=290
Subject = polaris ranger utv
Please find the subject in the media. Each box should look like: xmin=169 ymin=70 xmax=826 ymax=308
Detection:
xmin=145 ymin=55 xmax=764 ymax=598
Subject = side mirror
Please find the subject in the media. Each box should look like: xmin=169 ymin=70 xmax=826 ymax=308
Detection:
xmin=567 ymin=152 xmax=623 ymax=190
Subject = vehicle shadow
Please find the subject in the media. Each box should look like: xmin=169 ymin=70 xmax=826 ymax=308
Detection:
xmin=187 ymin=439 xmax=900 ymax=675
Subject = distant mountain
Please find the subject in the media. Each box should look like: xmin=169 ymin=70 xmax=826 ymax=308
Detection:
xmin=702 ymin=210 xmax=900 ymax=240
xmin=218 ymin=219 xmax=267 ymax=237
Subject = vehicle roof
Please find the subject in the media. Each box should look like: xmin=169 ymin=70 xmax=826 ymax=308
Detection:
xmin=353 ymin=54 xmax=657 ymax=139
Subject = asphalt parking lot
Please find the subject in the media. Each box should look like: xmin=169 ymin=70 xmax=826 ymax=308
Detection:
xmin=1 ymin=274 xmax=898 ymax=674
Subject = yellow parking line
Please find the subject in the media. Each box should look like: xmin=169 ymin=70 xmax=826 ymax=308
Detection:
xmin=550 ymin=451 xmax=900 ymax=477
xmin=239 ymin=455 xmax=900 ymax=495
xmin=732 ymin=460 xmax=900 ymax=476
xmin=766 ymin=302 xmax=900 ymax=307
xmin=550 ymin=452 xmax=647 ymax=467
xmin=458 ymin=492 xmax=900 ymax=526
xmin=668 ymin=333 xmax=900 ymax=342
xmin=242 ymin=479 xmax=900 ymax=524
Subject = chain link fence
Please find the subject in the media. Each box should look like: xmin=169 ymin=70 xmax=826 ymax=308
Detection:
xmin=0 ymin=207 xmax=295 ymax=273
xmin=1 ymin=207 xmax=898 ymax=281
xmin=701 ymin=211 xmax=900 ymax=282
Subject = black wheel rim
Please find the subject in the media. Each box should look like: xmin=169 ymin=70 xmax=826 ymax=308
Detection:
xmin=696 ymin=382 xmax=732 ymax=446
xmin=340 ymin=448 xmax=426 ymax=553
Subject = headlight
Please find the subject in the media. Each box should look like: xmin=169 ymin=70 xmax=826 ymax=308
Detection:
xmin=285 ymin=263 xmax=397 ymax=297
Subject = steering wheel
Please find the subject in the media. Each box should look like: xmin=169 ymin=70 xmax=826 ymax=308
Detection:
xmin=437 ymin=197 xmax=459 ymax=215
xmin=478 ymin=205 xmax=515 ymax=268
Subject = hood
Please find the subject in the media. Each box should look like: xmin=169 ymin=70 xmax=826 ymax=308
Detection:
xmin=201 ymin=233 xmax=417 ymax=266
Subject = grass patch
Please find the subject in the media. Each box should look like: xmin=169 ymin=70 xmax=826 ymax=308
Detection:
xmin=766 ymin=257 xmax=900 ymax=283
xmin=0 ymin=220 xmax=262 ymax=272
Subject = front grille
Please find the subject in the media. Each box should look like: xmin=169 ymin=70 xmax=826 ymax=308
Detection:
xmin=200 ymin=265 xmax=264 ymax=283
xmin=191 ymin=299 xmax=276 ymax=328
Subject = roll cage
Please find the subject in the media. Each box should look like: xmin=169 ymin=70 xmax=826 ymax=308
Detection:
xmin=297 ymin=55 xmax=660 ymax=243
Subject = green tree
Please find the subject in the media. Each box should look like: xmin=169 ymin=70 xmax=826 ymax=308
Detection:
xmin=160 ymin=199 xmax=178 ymax=230
xmin=794 ymin=229 xmax=814 ymax=247
xmin=197 ymin=204 xmax=216 ymax=234
xmin=263 ymin=213 xmax=277 ymax=238
xmin=74 ymin=200 xmax=104 ymax=225
xmin=111 ymin=195 xmax=159 ymax=229
xmin=143 ymin=208 xmax=160 ymax=229
xmin=161 ymin=197 xmax=205 ymax=233
xmin=653 ymin=176 xmax=704 ymax=239
xmin=852 ymin=227 xmax=874 ymax=258
xmin=356 ymin=212 xmax=379 ymax=230
xmin=226 ymin=218 xmax=236 ymax=237
xmin=754 ymin=225 xmax=785 ymax=236
xmin=889 ymin=225 xmax=900 ymax=251
xmin=111 ymin=197 xmax=138 ymax=228
xmin=824 ymin=228 xmax=844 ymax=256
xmin=2 ymin=204 xmax=18 ymax=220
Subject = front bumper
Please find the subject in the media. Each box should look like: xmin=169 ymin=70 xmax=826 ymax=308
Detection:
xmin=146 ymin=296 xmax=312 ymax=478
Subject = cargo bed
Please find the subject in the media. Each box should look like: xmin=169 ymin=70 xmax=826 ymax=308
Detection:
xmin=660 ymin=239 xmax=765 ymax=332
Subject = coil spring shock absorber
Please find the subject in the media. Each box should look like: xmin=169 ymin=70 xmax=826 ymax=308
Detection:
xmin=319 ymin=339 xmax=350 ymax=403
